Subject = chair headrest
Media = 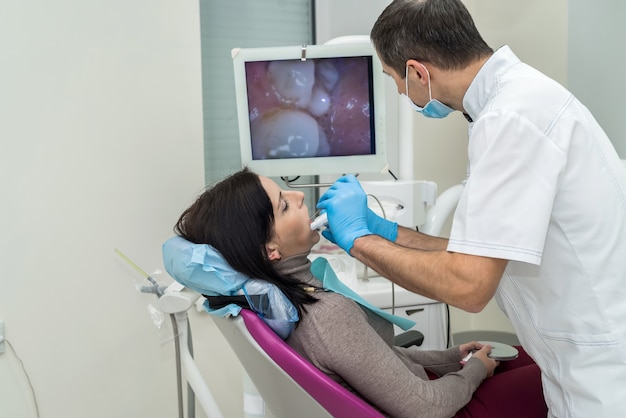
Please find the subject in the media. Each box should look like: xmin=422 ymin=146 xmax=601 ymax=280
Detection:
xmin=162 ymin=236 xmax=249 ymax=296
xmin=161 ymin=236 xmax=298 ymax=339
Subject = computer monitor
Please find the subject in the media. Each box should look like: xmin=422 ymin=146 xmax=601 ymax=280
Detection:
xmin=232 ymin=41 xmax=388 ymax=178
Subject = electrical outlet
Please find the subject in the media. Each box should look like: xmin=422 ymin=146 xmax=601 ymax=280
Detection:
xmin=0 ymin=321 xmax=5 ymax=354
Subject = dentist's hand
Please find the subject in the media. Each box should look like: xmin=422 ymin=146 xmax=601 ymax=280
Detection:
xmin=321 ymin=209 xmax=397 ymax=245
xmin=316 ymin=175 xmax=371 ymax=254
xmin=366 ymin=208 xmax=398 ymax=242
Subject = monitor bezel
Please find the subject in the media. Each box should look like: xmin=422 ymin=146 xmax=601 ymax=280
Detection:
xmin=231 ymin=42 xmax=388 ymax=178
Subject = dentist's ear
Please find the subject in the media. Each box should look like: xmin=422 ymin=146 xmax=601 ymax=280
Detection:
xmin=406 ymin=59 xmax=429 ymax=85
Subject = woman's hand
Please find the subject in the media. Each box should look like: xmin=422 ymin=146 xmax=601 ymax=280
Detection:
xmin=460 ymin=341 xmax=499 ymax=377
xmin=459 ymin=341 xmax=482 ymax=358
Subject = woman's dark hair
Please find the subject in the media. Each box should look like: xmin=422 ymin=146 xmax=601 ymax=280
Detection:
xmin=371 ymin=0 xmax=493 ymax=76
xmin=174 ymin=167 xmax=317 ymax=319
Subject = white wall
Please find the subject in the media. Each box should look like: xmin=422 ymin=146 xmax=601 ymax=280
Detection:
xmin=568 ymin=0 xmax=626 ymax=158
xmin=0 ymin=0 xmax=245 ymax=416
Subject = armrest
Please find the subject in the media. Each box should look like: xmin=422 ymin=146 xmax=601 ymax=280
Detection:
xmin=394 ymin=330 xmax=424 ymax=348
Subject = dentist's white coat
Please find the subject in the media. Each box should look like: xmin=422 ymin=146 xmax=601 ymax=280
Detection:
xmin=449 ymin=46 xmax=626 ymax=417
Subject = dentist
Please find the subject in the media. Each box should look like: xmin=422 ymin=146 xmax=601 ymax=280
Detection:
xmin=317 ymin=0 xmax=626 ymax=417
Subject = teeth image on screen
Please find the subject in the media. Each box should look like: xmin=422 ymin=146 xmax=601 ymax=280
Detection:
xmin=251 ymin=109 xmax=326 ymax=158
xmin=246 ymin=56 xmax=373 ymax=161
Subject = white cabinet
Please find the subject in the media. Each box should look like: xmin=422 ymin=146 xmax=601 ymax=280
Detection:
xmin=382 ymin=302 xmax=447 ymax=351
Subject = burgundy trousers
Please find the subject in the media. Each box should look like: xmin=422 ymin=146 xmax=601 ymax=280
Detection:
xmin=453 ymin=346 xmax=548 ymax=418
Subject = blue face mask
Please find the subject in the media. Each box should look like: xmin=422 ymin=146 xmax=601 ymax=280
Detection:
xmin=402 ymin=65 xmax=454 ymax=119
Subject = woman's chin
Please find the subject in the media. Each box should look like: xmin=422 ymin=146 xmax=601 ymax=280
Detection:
xmin=311 ymin=230 xmax=321 ymax=244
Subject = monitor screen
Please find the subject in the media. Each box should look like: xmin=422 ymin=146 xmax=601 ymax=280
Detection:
xmin=232 ymin=42 xmax=387 ymax=178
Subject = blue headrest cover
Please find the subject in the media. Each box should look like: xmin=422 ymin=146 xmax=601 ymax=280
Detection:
xmin=162 ymin=236 xmax=298 ymax=339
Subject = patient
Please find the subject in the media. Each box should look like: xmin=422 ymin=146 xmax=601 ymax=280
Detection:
xmin=172 ymin=168 xmax=547 ymax=418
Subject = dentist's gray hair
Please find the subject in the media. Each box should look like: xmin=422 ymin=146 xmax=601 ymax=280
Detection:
xmin=370 ymin=0 xmax=493 ymax=77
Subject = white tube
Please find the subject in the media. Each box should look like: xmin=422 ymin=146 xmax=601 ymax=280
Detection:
xmin=398 ymin=95 xmax=414 ymax=181
xmin=421 ymin=184 xmax=464 ymax=236
xmin=175 ymin=312 xmax=224 ymax=418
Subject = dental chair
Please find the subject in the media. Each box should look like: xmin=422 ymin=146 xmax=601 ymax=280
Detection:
xmin=159 ymin=285 xmax=424 ymax=418
xmin=213 ymin=308 xmax=385 ymax=418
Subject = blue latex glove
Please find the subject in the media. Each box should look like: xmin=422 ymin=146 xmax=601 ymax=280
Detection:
xmin=321 ymin=208 xmax=398 ymax=245
xmin=320 ymin=227 xmax=337 ymax=246
xmin=367 ymin=208 xmax=398 ymax=242
xmin=316 ymin=175 xmax=372 ymax=253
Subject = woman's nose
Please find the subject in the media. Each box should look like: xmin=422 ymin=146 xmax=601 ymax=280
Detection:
xmin=291 ymin=190 xmax=305 ymax=207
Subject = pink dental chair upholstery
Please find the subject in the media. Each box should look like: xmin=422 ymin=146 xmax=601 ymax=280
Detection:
xmin=212 ymin=308 xmax=385 ymax=418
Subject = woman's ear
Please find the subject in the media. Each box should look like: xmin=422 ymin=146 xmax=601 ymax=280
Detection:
xmin=265 ymin=243 xmax=281 ymax=261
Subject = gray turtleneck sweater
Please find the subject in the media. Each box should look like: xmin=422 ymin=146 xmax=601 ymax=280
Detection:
xmin=278 ymin=253 xmax=486 ymax=418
